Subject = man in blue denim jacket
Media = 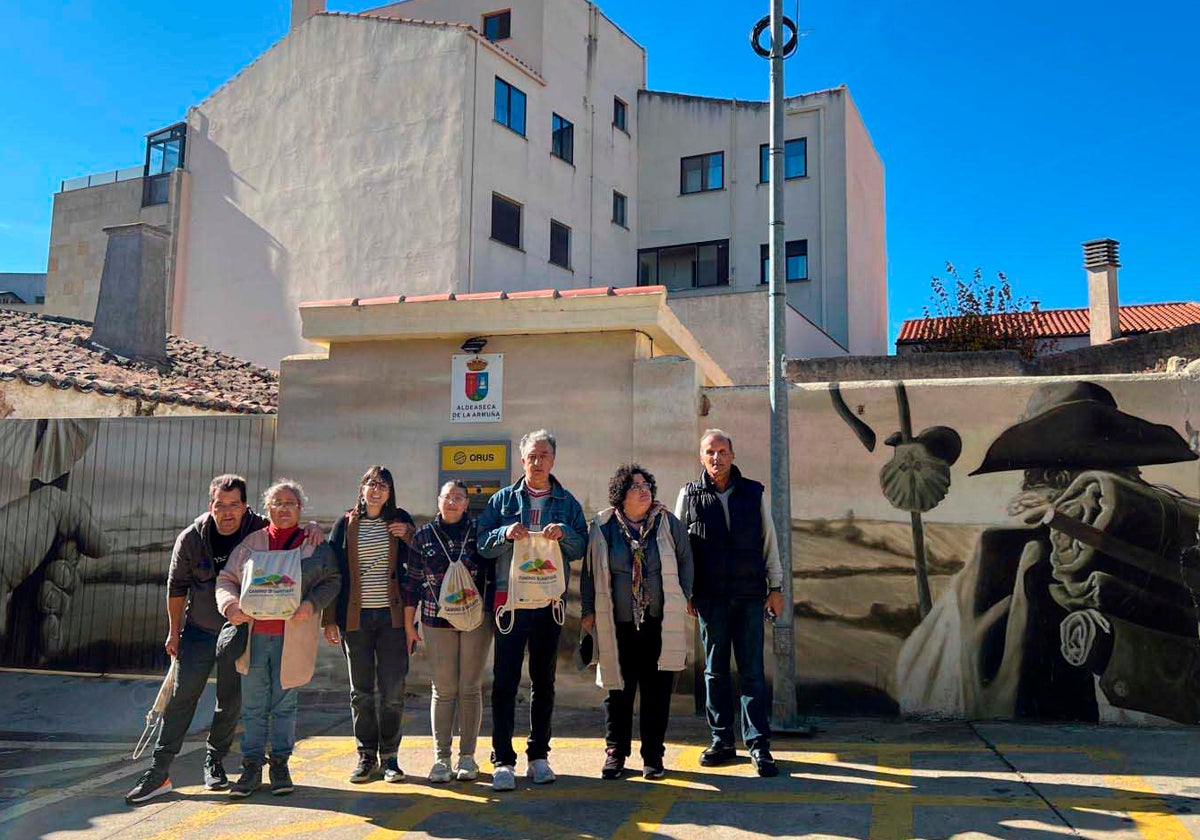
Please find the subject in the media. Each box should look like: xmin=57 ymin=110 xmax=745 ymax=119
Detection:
xmin=477 ymin=429 xmax=588 ymax=791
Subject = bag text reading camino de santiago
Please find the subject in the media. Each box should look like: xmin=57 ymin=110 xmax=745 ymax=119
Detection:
xmin=496 ymin=531 xmax=566 ymax=633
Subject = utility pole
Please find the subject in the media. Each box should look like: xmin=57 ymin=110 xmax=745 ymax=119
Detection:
xmin=753 ymin=0 xmax=804 ymax=732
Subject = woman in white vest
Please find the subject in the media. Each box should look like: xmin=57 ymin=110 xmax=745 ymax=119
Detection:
xmin=581 ymin=464 xmax=694 ymax=780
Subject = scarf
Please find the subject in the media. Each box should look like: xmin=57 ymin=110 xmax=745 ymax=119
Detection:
xmin=612 ymin=502 xmax=665 ymax=629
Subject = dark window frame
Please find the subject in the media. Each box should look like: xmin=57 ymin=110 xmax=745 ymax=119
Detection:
xmin=551 ymin=113 xmax=574 ymax=164
xmin=612 ymin=190 xmax=627 ymax=228
xmin=758 ymin=137 xmax=808 ymax=183
xmin=613 ymin=97 xmax=628 ymax=133
xmin=494 ymin=76 xmax=527 ymax=137
xmin=482 ymin=9 xmax=511 ymax=41
xmin=680 ymin=151 xmax=724 ymax=195
xmin=143 ymin=122 xmax=186 ymax=207
xmin=490 ymin=192 xmax=523 ymax=250
xmin=637 ymin=239 xmax=730 ymax=290
xmin=759 ymin=239 xmax=810 ymax=284
xmin=549 ymin=219 xmax=571 ymax=269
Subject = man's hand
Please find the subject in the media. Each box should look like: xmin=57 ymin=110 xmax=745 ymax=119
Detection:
xmin=388 ymin=521 xmax=415 ymax=542
xmin=323 ymin=625 xmax=341 ymax=646
xmin=505 ymin=523 xmax=529 ymax=542
xmin=227 ymin=605 xmax=252 ymax=625
xmin=303 ymin=521 xmax=324 ymax=546
xmin=164 ymin=629 xmax=181 ymax=658
xmin=686 ymin=598 xmax=697 ymax=618
xmin=542 ymin=523 xmax=564 ymax=541
xmin=406 ymin=624 xmax=422 ymax=656
xmin=581 ymin=614 xmax=595 ymax=635
xmin=765 ymin=590 xmax=785 ymax=620
xmin=293 ymin=601 xmax=315 ymax=621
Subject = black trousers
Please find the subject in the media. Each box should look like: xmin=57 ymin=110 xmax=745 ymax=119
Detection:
xmin=603 ymin=617 xmax=674 ymax=765
xmin=152 ymin=622 xmax=240 ymax=771
xmin=491 ymin=605 xmax=561 ymax=766
xmin=342 ymin=608 xmax=409 ymax=759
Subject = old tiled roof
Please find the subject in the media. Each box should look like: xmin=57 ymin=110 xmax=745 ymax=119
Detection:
xmin=896 ymin=302 xmax=1200 ymax=344
xmin=0 ymin=310 xmax=278 ymax=413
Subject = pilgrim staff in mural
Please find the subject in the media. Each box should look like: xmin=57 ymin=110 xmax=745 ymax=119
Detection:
xmin=0 ymin=419 xmax=107 ymax=664
xmin=893 ymin=381 xmax=1200 ymax=722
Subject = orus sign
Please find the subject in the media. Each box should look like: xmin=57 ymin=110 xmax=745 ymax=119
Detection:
xmin=439 ymin=444 xmax=509 ymax=472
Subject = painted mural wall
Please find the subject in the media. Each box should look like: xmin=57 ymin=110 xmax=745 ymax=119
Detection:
xmin=706 ymin=372 xmax=1200 ymax=723
xmin=0 ymin=416 xmax=274 ymax=673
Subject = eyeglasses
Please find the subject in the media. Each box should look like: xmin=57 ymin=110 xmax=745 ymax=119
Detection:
xmin=440 ymin=495 xmax=469 ymax=505
xmin=629 ymin=483 xmax=653 ymax=493
xmin=363 ymin=481 xmax=389 ymax=490
xmin=269 ymin=501 xmax=300 ymax=510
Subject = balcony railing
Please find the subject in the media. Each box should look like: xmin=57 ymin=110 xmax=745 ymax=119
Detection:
xmin=59 ymin=165 xmax=143 ymax=193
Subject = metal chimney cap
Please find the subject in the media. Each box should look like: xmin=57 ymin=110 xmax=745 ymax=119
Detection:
xmin=1082 ymin=238 xmax=1120 ymax=270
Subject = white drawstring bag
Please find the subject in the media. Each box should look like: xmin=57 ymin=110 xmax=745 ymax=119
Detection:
xmin=437 ymin=558 xmax=484 ymax=632
xmin=496 ymin=531 xmax=566 ymax=634
xmin=239 ymin=548 xmax=303 ymax=619
xmin=132 ymin=657 xmax=178 ymax=759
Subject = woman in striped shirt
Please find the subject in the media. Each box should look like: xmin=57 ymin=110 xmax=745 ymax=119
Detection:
xmin=321 ymin=466 xmax=415 ymax=784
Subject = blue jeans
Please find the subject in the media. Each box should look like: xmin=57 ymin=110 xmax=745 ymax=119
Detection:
xmin=240 ymin=633 xmax=298 ymax=762
xmin=696 ymin=597 xmax=770 ymax=751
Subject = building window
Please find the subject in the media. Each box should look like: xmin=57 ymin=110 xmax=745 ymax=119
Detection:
xmin=759 ymin=138 xmax=807 ymax=183
xmin=550 ymin=220 xmax=571 ymax=269
xmin=491 ymin=193 xmax=522 ymax=249
xmin=638 ymin=240 xmax=729 ymax=291
xmin=494 ymin=77 xmax=526 ymax=136
xmin=613 ymin=97 xmax=628 ymax=132
xmin=612 ymin=191 xmax=627 ymax=227
xmin=680 ymin=152 xmax=724 ymax=194
xmin=35 ymin=295 xmax=45 ymax=304
xmin=143 ymin=122 xmax=186 ymax=207
xmin=482 ymin=9 xmax=511 ymax=41
xmin=759 ymin=240 xmax=809 ymax=283
xmin=551 ymin=114 xmax=574 ymax=163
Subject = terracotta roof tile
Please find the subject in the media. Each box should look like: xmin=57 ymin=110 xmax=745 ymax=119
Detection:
xmin=357 ymin=294 xmax=404 ymax=306
xmin=505 ymin=288 xmax=560 ymax=300
xmin=897 ymin=302 xmax=1200 ymax=343
xmin=454 ymin=291 xmax=508 ymax=301
xmin=0 ymin=310 xmax=278 ymax=413
xmin=559 ymin=287 xmax=614 ymax=298
xmin=404 ymin=293 xmax=455 ymax=303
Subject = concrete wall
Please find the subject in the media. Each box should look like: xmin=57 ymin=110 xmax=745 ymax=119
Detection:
xmin=44 ymin=179 xmax=171 ymax=322
xmin=0 ymin=379 xmax=235 ymax=419
xmin=370 ymin=0 xmax=547 ymax=74
xmin=705 ymin=371 xmax=1200 ymax=722
xmin=180 ymin=15 xmax=472 ymax=367
xmin=636 ymin=87 xmax=885 ymax=354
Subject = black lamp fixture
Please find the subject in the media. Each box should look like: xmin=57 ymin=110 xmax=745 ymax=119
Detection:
xmin=460 ymin=336 xmax=488 ymax=354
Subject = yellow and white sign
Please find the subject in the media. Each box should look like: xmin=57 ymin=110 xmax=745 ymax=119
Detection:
xmin=440 ymin=443 xmax=508 ymax=472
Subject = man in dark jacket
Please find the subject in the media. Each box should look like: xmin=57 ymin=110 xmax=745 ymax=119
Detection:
xmin=125 ymin=474 xmax=320 ymax=804
xmin=675 ymin=429 xmax=784 ymax=777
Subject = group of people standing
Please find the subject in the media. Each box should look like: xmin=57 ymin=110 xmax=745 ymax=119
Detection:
xmin=125 ymin=427 xmax=784 ymax=805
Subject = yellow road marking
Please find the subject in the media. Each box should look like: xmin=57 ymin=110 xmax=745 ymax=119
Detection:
xmin=612 ymin=783 xmax=678 ymax=840
xmin=140 ymin=806 xmax=227 ymax=840
xmin=205 ymin=813 xmax=365 ymax=840
xmin=361 ymin=798 xmax=447 ymax=839
xmin=1102 ymin=774 xmax=1193 ymax=840
xmin=868 ymin=747 xmax=912 ymax=840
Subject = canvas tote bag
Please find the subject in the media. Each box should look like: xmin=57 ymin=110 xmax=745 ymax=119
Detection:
xmin=239 ymin=531 xmax=304 ymax=619
xmin=430 ymin=522 xmax=484 ymax=632
xmin=496 ymin=531 xmax=566 ymax=634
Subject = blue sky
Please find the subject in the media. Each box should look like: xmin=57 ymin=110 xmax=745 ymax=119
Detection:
xmin=1 ymin=1 xmax=1196 ymax=343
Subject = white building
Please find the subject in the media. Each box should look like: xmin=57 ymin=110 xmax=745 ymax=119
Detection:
xmin=43 ymin=0 xmax=887 ymax=381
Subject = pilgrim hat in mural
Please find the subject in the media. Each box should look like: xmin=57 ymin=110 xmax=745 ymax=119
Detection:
xmin=970 ymin=381 xmax=1198 ymax=476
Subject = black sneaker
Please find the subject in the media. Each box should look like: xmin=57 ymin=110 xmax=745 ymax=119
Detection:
xmin=269 ymin=757 xmax=294 ymax=796
xmin=203 ymin=755 xmax=229 ymax=791
xmin=382 ymin=757 xmax=405 ymax=783
xmin=229 ymin=759 xmax=263 ymax=798
xmin=642 ymin=762 xmax=666 ymax=780
xmin=699 ymin=742 xmax=736 ymax=767
xmin=601 ymin=750 xmax=625 ymax=780
xmin=348 ymin=755 xmax=378 ymax=784
xmin=750 ymin=747 xmax=779 ymax=777
xmin=125 ymin=769 xmax=172 ymax=805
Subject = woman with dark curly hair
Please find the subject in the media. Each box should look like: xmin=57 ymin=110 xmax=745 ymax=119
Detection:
xmin=581 ymin=463 xmax=694 ymax=780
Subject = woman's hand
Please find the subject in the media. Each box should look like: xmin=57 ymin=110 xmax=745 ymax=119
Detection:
xmin=324 ymin=625 xmax=341 ymax=645
xmin=406 ymin=623 xmax=422 ymax=656
xmin=303 ymin=522 xmax=325 ymax=546
xmin=227 ymin=605 xmax=252 ymax=625
xmin=389 ymin=521 xmax=415 ymax=542
xmin=293 ymin=601 xmax=315 ymax=621
xmin=581 ymin=614 xmax=595 ymax=635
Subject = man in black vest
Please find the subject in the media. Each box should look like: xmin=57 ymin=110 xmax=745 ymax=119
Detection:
xmin=675 ymin=429 xmax=784 ymax=777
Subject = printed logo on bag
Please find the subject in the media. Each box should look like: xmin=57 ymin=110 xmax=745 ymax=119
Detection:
xmin=250 ymin=573 xmax=296 ymax=588
xmin=518 ymin=557 xmax=557 ymax=576
xmin=443 ymin=586 xmax=477 ymax=605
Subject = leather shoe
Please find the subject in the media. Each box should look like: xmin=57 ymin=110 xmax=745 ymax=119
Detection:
xmin=699 ymin=742 xmax=736 ymax=767
xmin=750 ymin=747 xmax=779 ymax=777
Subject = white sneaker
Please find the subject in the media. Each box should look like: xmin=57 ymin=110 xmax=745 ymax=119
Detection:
xmin=492 ymin=764 xmax=516 ymax=791
xmin=456 ymin=757 xmax=480 ymax=781
xmin=526 ymin=758 xmax=556 ymax=785
xmin=428 ymin=761 xmax=453 ymax=783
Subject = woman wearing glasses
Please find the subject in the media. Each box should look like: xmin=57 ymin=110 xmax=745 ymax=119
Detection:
xmin=405 ymin=480 xmax=494 ymax=783
xmin=215 ymin=479 xmax=340 ymax=798
xmin=321 ymin=466 xmax=416 ymax=784
xmin=581 ymin=464 xmax=693 ymax=781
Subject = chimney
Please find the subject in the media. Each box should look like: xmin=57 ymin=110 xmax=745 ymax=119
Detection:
xmin=89 ymin=223 xmax=171 ymax=366
xmin=292 ymin=0 xmax=325 ymax=30
xmin=1083 ymin=238 xmax=1121 ymax=345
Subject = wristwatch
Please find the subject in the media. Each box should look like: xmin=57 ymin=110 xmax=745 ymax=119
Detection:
xmin=769 ymin=586 xmax=782 ymax=593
